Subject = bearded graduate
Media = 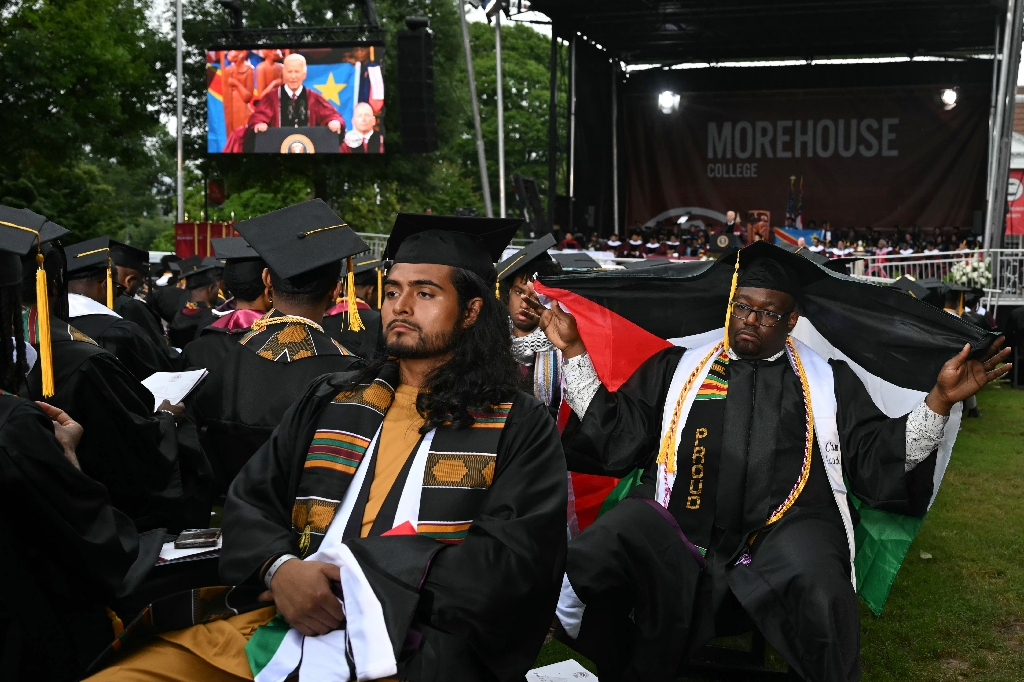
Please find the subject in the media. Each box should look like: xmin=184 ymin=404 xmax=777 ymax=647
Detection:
xmin=524 ymin=244 xmax=1011 ymax=682
xmin=497 ymin=234 xmax=565 ymax=418
xmin=181 ymin=238 xmax=271 ymax=370
xmin=189 ymin=201 xmax=367 ymax=495
xmin=64 ymin=238 xmax=177 ymax=380
xmin=87 ymin=213 xmax=567 ymax=682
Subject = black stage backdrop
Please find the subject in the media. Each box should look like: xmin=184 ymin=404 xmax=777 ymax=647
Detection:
xmin=564 ymin=59 xmax=992 ymax=233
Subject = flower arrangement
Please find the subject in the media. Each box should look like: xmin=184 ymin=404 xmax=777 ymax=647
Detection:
xmin=946 ymin=257 xmax=992 ymax=287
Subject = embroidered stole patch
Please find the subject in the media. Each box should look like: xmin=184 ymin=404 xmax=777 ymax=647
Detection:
xmin=291 ymin=363 xmax=512 ymax=555
xmin=240 ymin=310 xmax=351 ymax=363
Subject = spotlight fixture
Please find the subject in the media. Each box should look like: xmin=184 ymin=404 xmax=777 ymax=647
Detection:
xmin=940 ymin=88 xmax=957 ymax=110
xmin=658 ymin=90 xmax=680 ymax=114
xmin=676 ymin=214 xmax=691 ymax=225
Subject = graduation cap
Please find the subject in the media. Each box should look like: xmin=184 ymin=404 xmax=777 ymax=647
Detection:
xmin=234 ymin=200 xmax=367 ymax=280
xmin=212 ymin=237 xmax=259 ymax=262
xmin=552 ymin=252 xmax=603 ymax=271
xmin=235 ymin=200 xmax=371 ymax=331
xmin=496 ymin=233 xmax=556 ymax=282
xmin=890 ymin=276 xmax=930 ymax=300
xmin=0 ymin=205 xmax=72 ymax=398
xmin=384 ymin=213 xmax=523 ymax=286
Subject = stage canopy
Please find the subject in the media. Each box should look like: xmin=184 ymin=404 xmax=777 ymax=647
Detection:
xmin=532 ymin=0 xmax=1012 ymax=237
xmin=531 ymin=0 xmax=1006 ymax=64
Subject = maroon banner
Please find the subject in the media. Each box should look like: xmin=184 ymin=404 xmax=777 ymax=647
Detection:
xmin=174 ymin=222 xmax=237 ymax=258
xmin=623 ymin=84 xmax=988 ymax=229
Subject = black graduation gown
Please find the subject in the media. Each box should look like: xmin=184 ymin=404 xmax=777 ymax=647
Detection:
xmin=0 ymin=394 xmax=139 ymax=680
xmin=190 ymin=316 xmax=364 ymax=495
xmin=181 ymin=325 xmax=247 ymax=370
xmin=20 ymin=318 xmax=213 ymax=533
xmin=168 ymin=303 xmax=215 ymax=348
xmin=560 ymin=346 xmax=938 ymax=682
xmin=147 ymin=285 xmax=189 ymax=325
xmin=69 ymin=313 xmax=176 ymax=380
xmin=220 ymin=376 xmax=568 ymax=682
xmin=322 ymin=308 xmax=382 ymax=359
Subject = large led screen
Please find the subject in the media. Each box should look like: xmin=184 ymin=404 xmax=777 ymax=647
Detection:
xmin=207 ymin=45 xmax=385 ymax=154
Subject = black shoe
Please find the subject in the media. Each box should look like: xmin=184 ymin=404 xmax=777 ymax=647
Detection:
xmin=967 ymin=408 xmax=981 ymax=418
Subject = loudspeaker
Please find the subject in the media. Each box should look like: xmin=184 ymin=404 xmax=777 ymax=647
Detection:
xmin=397 ymin=25 xmax=438 ymax=153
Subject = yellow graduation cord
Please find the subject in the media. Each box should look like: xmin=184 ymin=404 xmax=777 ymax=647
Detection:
xmin=957 ymin=293 xmax=964 ymax=317
xmin=346 ymin=256 xmax=364 ymax=332
xmin=376 ymin=267 xmax=383 ymax=310
xmin=106 ymin=260 xmax=114 ymax=309
xmin=722 ymin=254 xmax=741 ymax=352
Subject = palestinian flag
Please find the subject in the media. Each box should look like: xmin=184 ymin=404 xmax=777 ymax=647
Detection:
xmin=535 ymin=242 xmax=998 ymax=614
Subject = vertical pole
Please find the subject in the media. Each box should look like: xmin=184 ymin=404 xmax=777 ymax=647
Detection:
xmin=989 ymin=19 xmax=1002 ymax=174
xmin=568 ymin=37 xmax=577 ymax=234
xmin=547 ymin=30 xmax=559 ymax=231
xmin=176 ymin=0 xmax=184 ymax=223
xmin=496 ymin=12 xmax=506 ymax=219
xmin=458 ymin=1 xmax=493 ymax=217
xmin=986 ymin=0 xmax=1024 ymax=249
xmin=611 ymin=60 xmax=619 ymax=237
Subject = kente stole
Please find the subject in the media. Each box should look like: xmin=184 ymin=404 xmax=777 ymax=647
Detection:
xmin=292 ymin=362 xmax=512 ymax=557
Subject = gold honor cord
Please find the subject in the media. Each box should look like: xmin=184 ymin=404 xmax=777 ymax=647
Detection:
xmin=0 ymin=220 xmax=54 ymax=397
xmin=346 ymin=256 xmax=364 ymax=332
xmin=248 ymin=310 xmax=325 ymax=335
xmin=657 ymin=343 xmax=723 ymax=475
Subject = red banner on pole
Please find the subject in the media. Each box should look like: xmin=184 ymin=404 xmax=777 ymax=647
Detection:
xmin=1007 ymin=169 xmax=1024 ymax=236
xmin=173 ymin=222 xmax=237 ymax=258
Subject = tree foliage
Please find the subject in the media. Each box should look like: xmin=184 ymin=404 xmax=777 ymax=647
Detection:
xmin=0 ymin=0 xmax=560 ymax=245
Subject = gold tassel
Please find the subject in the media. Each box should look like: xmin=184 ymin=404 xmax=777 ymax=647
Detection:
xmin=106 ymin=262 xmax=114 ymax=309
xmin=346 ymin=257 xmax=364 ymax=332
xmin=495 ymin=278 xmax=500 ymax=300
xmin=104 ymin=606 xmax=124 ymax=639
xmin=376 ymin=267 xmax=383 ymax=310
xmin=957 ymin=292 xmax=964 ymax=317
xmin=35 ymin=253 xmax=54 ymax=398
xmin=723 ymin=253 xmax=741 ymax=352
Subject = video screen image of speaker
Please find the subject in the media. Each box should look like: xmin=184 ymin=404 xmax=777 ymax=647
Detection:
xmin=207 ymin=44 xmax=385 ymax=154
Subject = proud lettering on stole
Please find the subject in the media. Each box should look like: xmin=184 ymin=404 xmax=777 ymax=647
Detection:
xmin=687 ymin=427 xmax=708 ymax=509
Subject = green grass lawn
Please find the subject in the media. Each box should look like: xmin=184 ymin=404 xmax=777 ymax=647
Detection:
xmin=536 ymin=383 xmax=1024 ymax=681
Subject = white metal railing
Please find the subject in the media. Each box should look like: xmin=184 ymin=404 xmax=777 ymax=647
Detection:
xmin=853 ymin=249 xmax=1024 ymax=298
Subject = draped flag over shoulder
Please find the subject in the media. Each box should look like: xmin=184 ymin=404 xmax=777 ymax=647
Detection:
xmin=536 ymin=243 xmax=998 ymax=614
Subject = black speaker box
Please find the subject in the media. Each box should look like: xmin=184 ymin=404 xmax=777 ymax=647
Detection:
xmin=397 ymin=29 xmax=438 ymax=153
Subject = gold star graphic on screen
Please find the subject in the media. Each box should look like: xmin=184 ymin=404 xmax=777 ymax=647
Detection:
xmin=313 ymin=72 xmax=346 ymax=105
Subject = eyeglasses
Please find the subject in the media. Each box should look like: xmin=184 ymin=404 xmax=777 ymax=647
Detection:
xmin=729 ymin=301 xmax=793 ymax=327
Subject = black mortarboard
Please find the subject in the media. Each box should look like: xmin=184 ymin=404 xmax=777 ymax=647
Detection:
xmin=65 ymin=237 xmax=115 ymax=277
xmin=721 ymin=241 xmax=827 ymax=299
xmin=212 ymin=237 xmax=260 ymax=262
xmin=496 ymin=234 xmax=556 ymax=282
xmin=385 ymin=213 xmax=522 ymax=283
xmin=109 ymin=241 xmax=149 ymax=276
xmin=891 ymin=276 xmax=930 ymax=300
xmin=343 ymin=257 xmax=385 ymax=276
xmin=552 ymin=252 xmax=602 ymax=271
xmin=0 ymin=205 xmax=70 ymax=398
xmin=0 ymin=205 xmax=70 ymax=256
xmin=234 ymin=199 xmax=368 ymax=281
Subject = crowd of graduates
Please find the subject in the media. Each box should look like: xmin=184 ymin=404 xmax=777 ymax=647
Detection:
xmin=0 ymin=199 xmax=1016 ymax=682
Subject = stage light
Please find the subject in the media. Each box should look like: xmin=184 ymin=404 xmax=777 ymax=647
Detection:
xmin=658 ymin=90 xmax=680 ymax=114
xmin=676 ymin=214 xmax=690 ymax=225
xmin=941 ymin=88 xmax=957 ymax=110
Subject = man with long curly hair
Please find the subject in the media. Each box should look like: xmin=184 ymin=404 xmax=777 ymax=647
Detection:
xmin=88 ymin=214 xmax=568 ymax=682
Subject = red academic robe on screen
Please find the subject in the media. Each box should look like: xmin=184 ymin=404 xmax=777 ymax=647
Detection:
xmin=247 ymin=86 xmax=345 ymax=129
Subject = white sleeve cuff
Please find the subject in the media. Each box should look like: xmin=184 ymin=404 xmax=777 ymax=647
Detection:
xmin=563 ymin=353 xmax=601 ymax=420
xmin=905 ymin=401 xmax=948 ymax=472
